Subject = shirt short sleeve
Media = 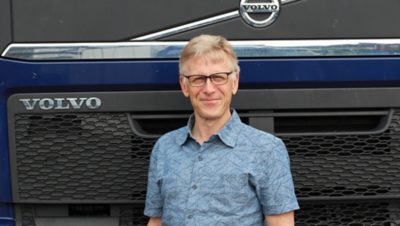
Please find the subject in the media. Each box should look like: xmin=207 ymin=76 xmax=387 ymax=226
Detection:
xmin=251 ymin=138 xmax=299 ymax=216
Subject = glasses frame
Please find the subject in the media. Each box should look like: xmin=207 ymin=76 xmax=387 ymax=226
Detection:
xmin=183 ymin=71 xmax=234 ymax=87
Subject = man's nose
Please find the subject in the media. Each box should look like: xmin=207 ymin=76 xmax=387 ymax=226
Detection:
xmin=203 ymin=77 xmax=216 ymax=92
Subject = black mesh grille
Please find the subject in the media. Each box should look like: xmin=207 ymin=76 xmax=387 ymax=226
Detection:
xmin=296 ymin=202 xmax=400 ymax=226
xmin=11 ymin=110 xmax=400 ymax=224
xmin=285 ymin=128 xmax=400 ymax=198
xmin=14 ymin=113 xmax=153 ymax=201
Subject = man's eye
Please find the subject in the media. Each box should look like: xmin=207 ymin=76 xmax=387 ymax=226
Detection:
xmin=191 ymin=76 xmax=205 ymax=83
xmin=212 ymin=74 xmax=227 ymax=82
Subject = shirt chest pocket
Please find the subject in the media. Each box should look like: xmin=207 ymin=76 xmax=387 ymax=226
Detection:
xmin=220 ymin=173 xmax=249 ymax=192
xmin=207 ymin=173 xmax=252 ymax=205
xmin=194 ymin=174 xmax=250 ymax=213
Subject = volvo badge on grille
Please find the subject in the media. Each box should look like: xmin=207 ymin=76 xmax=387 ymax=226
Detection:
xmin=19 ymin=97 xmax=102 ymax=110
xmin=240 ymin=0 xmax=280 ymax=28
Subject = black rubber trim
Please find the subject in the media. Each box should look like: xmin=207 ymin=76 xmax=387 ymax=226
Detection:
xmin=126 ymin=110 xmax=393 ymax=138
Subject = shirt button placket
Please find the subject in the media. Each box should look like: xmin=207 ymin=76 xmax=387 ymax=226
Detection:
xmin=185 ymin=142 xmax=205 ymax=223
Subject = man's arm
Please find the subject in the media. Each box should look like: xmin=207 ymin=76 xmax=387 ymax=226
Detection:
xmin=144 ymin=141 xmax=163 ymax=221
xmin=265 ymin=211 xmax=294 ymax=226
xmin=147 ymin=217 xmax=162 ymax=226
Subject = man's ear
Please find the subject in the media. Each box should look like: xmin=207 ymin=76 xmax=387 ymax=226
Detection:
xmin=179 ymin=75 xmax=190 ymax=97
xmin=232 ymin=72 xmax=240 ymax=95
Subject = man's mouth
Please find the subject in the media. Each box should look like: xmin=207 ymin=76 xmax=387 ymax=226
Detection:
xmin=201 ymin=98 xmax=220 ymax=103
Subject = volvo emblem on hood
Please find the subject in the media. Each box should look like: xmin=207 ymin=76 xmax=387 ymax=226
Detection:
xmin=19 ymin=97 xmax=102 ymax=111
xmin=240 ymin=0 xmax=280 ymax=28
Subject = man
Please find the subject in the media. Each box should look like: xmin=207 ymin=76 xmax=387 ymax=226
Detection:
xmin=144 ymin=35 xmax=299 ymax=226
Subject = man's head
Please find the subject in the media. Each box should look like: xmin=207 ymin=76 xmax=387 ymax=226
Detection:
xmin=179 ymin=35 xmax=240 ymax=122
xmin=179 ymin=35 xmax=240 ymax=76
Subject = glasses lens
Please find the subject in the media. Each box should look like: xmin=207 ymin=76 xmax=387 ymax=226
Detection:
xmin=186 ymin=72 xmax=231 ymax=86
xmin=211 ymin=73 xmax=228 ymax=85
xmin=189 ymin=75 xmax=206 ymax=86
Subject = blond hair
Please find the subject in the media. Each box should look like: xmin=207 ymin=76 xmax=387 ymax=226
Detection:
xmin=179 ymin=35 xmax=239 ymax=75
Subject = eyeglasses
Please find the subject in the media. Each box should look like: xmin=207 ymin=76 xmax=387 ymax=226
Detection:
xmin=183 ymin=71 xmax=233 ymax=87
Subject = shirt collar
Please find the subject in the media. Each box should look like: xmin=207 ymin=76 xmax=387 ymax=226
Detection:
xmin=175 ymin=109 xmax=242 ymax=148
xmin=175 ymin=113 xmax=195 ymax=146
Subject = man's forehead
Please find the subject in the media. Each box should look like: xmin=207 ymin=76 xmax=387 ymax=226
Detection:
xmin=188 ymin=54 xmax=229 ymax=67
xmin=186 ymin=57 xmax=229 ymax=73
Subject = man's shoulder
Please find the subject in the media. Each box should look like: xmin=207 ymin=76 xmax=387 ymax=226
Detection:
xmin=239 ymin=122 xmax=282 ymax=147
xmin=237 ymin=123 xmax=289 ymax=162
xmin=156 ymin=126 xmax=187 ymax=145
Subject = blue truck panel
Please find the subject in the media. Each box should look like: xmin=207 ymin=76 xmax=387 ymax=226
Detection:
xmin=1 ymin=57 xmax=400 ymax=94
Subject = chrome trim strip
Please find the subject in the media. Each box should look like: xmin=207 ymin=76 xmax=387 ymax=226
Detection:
xmin=132 ymin=0 xmax=302 ymax=40
xmin=3 ymin=39 xmax=400 ymax=60
xmin=281 ymin=0 xmax=302 ymax=4
xmin=133 ymin=11 xmax=240 ymax=40
xmin=0 ymin=217 xmax=15 ymax=222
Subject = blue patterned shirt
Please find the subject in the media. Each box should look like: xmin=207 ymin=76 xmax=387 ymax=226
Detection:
xmin=144 ymin=110 xmax=299 ymax=226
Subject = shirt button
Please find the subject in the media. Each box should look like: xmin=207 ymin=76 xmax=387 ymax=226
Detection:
xmin=192 ymin=184 xmax=197 ymax=190
xmin=198 ymin=156 xmax=203 ymax=161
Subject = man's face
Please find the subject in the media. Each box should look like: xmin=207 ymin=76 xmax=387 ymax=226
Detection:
xmin=180 ymin=56 xmax=239 ymax=121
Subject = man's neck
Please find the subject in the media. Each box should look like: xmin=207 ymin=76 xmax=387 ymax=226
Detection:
xmin=191 ymin=111 xmax=231 ymax=144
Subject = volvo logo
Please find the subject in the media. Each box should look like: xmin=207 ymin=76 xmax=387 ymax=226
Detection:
xmin=19 ymin=97 xmax=102 ymax=111
xmin=240 ymin=0 xmax=280 ymax=28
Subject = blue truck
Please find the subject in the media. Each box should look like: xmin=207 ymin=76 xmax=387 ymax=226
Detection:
xmin=2 ymin=0 xmax=400 ymax=225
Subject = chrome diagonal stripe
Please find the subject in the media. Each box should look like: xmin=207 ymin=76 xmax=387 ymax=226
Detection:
xmin=281 ymin=0 xmax=302 ymax=4
xmin=132 ymin=0 xmax=302 ymax=41
xmin=133 ymin=11 xmax=240 ymax=41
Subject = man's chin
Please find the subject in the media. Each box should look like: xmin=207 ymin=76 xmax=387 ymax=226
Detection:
xmin=195 ymin=109 xmax=227 ymax=121
xmin=195 ymin=110 xmax=216 ymax=119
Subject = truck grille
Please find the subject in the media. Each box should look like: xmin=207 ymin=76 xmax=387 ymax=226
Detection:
xmin=14 ymin=113 xmax=153 ymax=202
xmin=288 ymin=129 xmax=400 ymax=198
xmin=10 ymin=110 xmax=400 ymax=225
